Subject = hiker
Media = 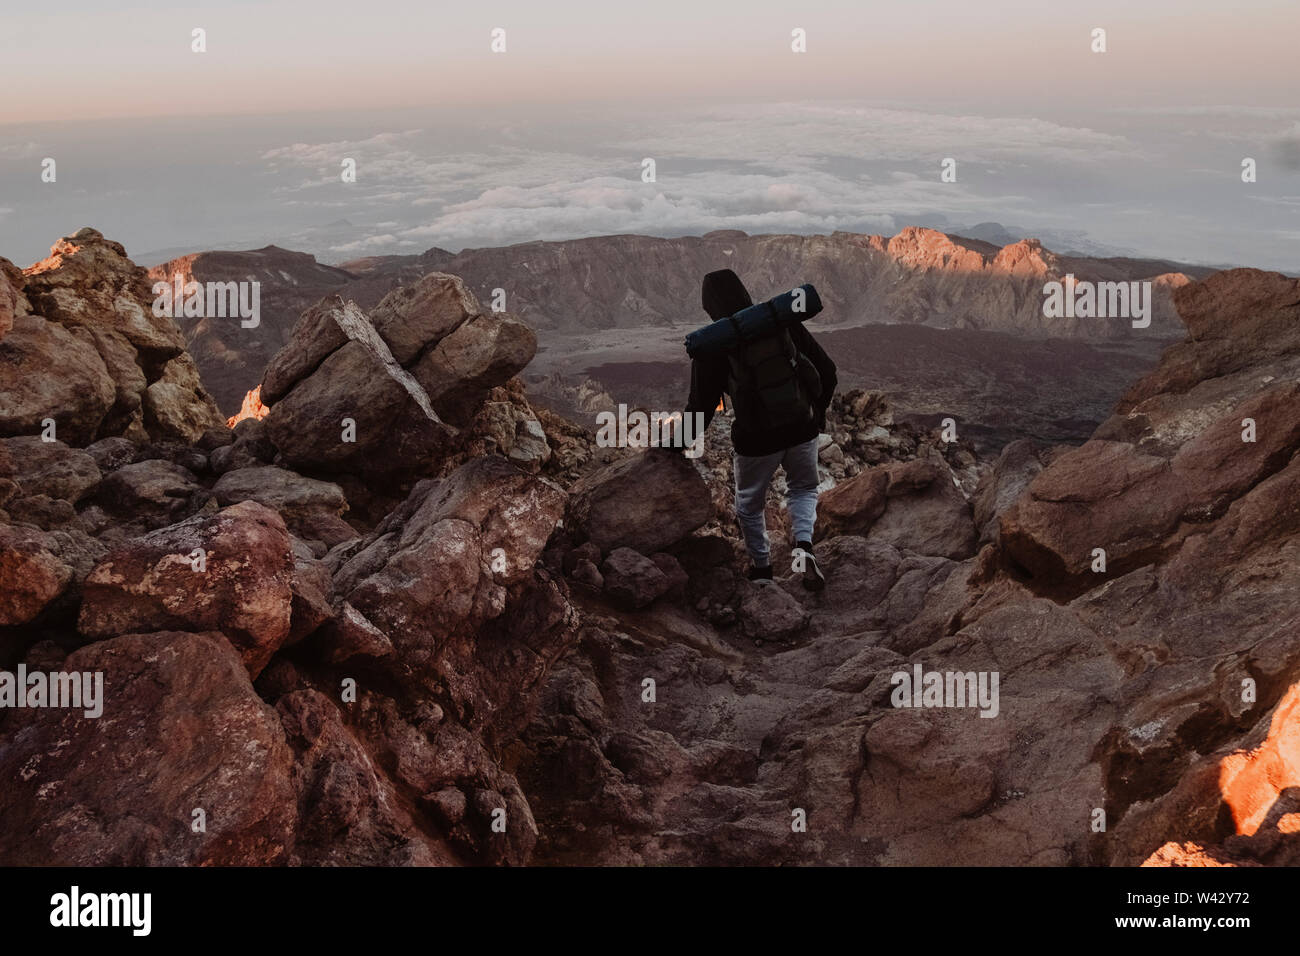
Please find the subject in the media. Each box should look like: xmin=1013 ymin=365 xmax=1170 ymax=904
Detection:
xmin=674 ymin=268 xmax=837 ymax=589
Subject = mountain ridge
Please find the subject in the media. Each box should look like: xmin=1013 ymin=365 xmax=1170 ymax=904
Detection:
xmin=147 ymin=226 xmax=1214 ymax=414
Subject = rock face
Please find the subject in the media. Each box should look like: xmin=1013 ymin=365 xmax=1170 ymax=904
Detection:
xmin=1 ymin=230 xmax=224 ymax=445
xmin=0 ymin=524 xmax=73 ymax=625
xmin=260 ymin=276 xmax=536 ymax=499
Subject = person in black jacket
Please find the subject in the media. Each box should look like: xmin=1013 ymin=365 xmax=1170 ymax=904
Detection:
xmin=679 ymin=269 xmax=837 ymax=589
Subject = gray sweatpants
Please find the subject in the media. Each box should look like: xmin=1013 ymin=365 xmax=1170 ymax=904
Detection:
xmin=733 ymin=437 xmax=820 ymax=567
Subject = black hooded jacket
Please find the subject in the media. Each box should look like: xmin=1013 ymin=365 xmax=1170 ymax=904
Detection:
xmin=684 ymin=269 xmax=838 ymax=457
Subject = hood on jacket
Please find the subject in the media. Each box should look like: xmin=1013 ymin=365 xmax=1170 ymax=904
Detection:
xmin=701 ymin=269 xmax=752 ymax=321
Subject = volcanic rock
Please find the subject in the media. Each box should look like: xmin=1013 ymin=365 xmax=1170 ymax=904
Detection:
xmin=78 ymin=500 xmax=294 ymax=676
xmin=0 ymin=631 xmax=296 ymax=866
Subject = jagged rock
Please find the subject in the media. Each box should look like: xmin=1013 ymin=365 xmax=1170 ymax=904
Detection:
xmin=370 ymin=270 xmax=481 ymax=364
xmin=315 ymin=601 xmax=394 ymax=663
xmin=24 ymin=229 xmax=185 ymax=354
xmin=971 ymin=439 xmax=1059 ymax=544
xmin=0 ymin=631 xmax=296 ymax=865
xmin=7 ymin=229 xmax=224 ymax=444
xmin=287 ymin=538 xmax=335 ymax=644
xmin=259 ymin=299 xmax=351 ymax=405
xmin=261 ymin=278 xmax=535 ymax=493
xmin=276 ymin=689 xmax=452 ymax=865
xmin=0 ymin=524 xmax=73 ymax=625
xmin=600 ymin=547 xmax=670 ymax=609
xmin=144 ymin=353 xmax=225 ymax=443
xmin=408 ymin=312 xmax=538 ymax=427
xmin=568 ymin=450 xmax=714 ymax=555
xmin=476 ymin=399 xmax=552 ymax=469
xmin=78 ymin=500 xmax=294 ymax=676
xmin=264 ymin=331 xmax=455 ymax=495
xmin=346 ymin=690 xmax=538 ymax=864
xmin=994 ymin=379 xmax=1300 ymax=592
xmin=334 ymin=455 xmax=569 ymax=695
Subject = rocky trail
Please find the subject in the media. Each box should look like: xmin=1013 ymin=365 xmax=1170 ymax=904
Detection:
xmin=1 ymin=228 xmax=1298 ymax=867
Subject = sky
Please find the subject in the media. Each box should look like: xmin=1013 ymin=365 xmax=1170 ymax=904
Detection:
xmin=1 ymin=0 xmax=1297 ymax=270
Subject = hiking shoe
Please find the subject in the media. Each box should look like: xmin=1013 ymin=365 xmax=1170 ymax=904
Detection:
xmin=747 ymin=564 xmax=774 ymax=582
xmin=795 ymin=540 xmax=825 ymax=592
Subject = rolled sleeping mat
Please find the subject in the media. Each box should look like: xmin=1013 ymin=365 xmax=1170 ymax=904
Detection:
xmin=684 ymin=283 xmax=823 ymax=359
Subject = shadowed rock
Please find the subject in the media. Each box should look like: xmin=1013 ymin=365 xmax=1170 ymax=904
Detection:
xmin=0 ymin=631 xmax=297 ymax=866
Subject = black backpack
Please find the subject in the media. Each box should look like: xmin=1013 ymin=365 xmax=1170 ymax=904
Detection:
xmin=724 ymin=327 xmax=822 ymax=431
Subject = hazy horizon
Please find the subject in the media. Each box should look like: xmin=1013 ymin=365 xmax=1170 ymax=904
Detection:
xmin=3 ymin=0 xmax=1298 ymax=271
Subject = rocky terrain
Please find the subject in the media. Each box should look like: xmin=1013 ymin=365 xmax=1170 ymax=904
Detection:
xmin=2 ymin=227 xmax=1297 ymax=867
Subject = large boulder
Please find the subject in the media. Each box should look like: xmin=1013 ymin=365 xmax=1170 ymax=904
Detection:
xmin=993 ymin=377 xmax=1300 ymax=593
xmin=568 ymin=450 xmax=714 ymax=555
xmin=261 ymin=275 xmax=536 ymax=493
xmin=78 ymin=500 xmax=294 ymax=677
xmin=0 ymin=315 xmax=116 ymax=445
xmin=0 ymin=631 xmax=297 ymax=866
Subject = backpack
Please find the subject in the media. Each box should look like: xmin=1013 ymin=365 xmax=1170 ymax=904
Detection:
xmin=724 ymin=327 xmax=822 ymax=431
